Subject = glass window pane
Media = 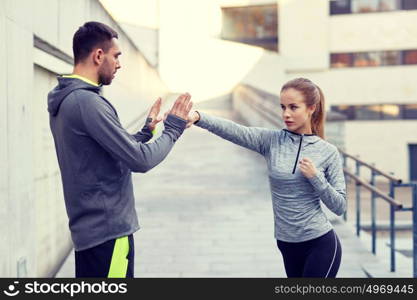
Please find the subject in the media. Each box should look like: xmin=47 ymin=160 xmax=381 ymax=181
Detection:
xmin=381 ymin=51 xmax=401 ymax=65
xmin=331 ymin=105 xmax=355 ymax=119
xmin=403 ymin=50 xmax=417 ymax=65
xmin=378 ymin=0 xmax=401 ymax=11
xmin=403 ymin=0 xmax=417 ymax=10
xmin=381 ymin=104 xmax=401 ymax=119
xmin=331 ymin=53 xmax=353 ymax=68
xmin=355 ymin=105 xmax=382 ymax=119
xmin=353 ymin=52 xmax=381 ymax=67
xmin=330 ymin=0 xmax=351 ymax=14
xmin=403 ymin=104 xmax=417 ymax=119
xmin=352 ymin=0 xmax=379 ymax=13
xmin=221 ymin=4 xmax=278 ymax=51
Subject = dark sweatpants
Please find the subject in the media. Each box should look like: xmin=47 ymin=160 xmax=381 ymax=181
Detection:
xmin=75 ymin=234 xmax=134 ymax=278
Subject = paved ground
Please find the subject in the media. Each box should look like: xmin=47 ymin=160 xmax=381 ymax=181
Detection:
xmin=56 ymin=110 xmax=413 ymax=278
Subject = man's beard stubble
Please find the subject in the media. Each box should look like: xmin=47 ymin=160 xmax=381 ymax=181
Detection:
xmin=98 ymin=61 xmax=113 ymax=85
xmin=98 ymin=70 xmax=113 ymax=85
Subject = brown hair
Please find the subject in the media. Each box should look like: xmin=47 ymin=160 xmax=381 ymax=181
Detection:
xmin=281 ymin=78 xmax=326 ymax=139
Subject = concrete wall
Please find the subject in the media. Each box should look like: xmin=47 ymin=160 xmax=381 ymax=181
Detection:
xmin=329 ymin=10 xmax=417 ymax=52
xmin=278 ymin=0 xmax=329 ymax=71
xmin=0 ymin=0 xmax=168 ymax=277
xmin=280 ymin=1 xmax=417 ymax=71
xmin=1 ymin=0 xmax=37 ymax=277
xmin=0 ymin=0 xmax=8 ymax=277
xmin=344 ymin=121 xmax=417 ymax=181
xmin=33 ymin=65 xmax=70 ymax=277
xmin=119 ymin=23 xmax=159 ymax=67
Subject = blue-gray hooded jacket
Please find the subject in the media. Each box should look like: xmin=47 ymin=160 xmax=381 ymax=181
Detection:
xmin=48 ymin=77 xmax=186 ymax=251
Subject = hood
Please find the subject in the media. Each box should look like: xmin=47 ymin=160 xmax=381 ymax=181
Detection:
xmin=47 ymin=76 xmax=101 ymax=116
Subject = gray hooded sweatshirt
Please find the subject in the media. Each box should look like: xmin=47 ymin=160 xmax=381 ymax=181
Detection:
xmin=48 ymin=77 xmax=186 ymax=251
xmin=196 ymin=112 xmax=346 ymax=243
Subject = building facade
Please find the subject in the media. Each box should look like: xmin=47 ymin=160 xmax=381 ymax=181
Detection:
xmin=279 ymin=0 xmax=417 ymax=181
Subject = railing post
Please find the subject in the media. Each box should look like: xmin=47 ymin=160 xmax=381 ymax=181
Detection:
xmin=356 ymin=160 xmax=361 ymax=236
xmin=412 ymin=183 xmax=417 ymax=278
xmin=343 ymin=154 xmax=347 ymax=222
xmin=370 ymin=168 xmax=376 ymax=254
xmin=389 ymin=179 xmax=396 ymax=272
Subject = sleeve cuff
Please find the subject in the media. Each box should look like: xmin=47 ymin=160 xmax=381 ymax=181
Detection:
xmin=194 ymin=111 xmax=201 ymax=125
xmin=164 ymin=114 xmax=187 ymax=131
xmin=194 ymin=111 xmax=209 ymax=129
xmin=139 ymin=125 xmax=153 ymax=137
xmin=308 ymin=172 xmax=329 ymax=194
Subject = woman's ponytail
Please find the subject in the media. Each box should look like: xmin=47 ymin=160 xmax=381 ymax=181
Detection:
xmin=311 ymin=85 xmax=325 ymax=139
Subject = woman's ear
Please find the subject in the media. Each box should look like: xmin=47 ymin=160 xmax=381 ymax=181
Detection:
xmin=308 ymin=104 xmax=316 ymax=116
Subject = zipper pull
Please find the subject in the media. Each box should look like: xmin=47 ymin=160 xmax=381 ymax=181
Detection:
xmin=292 ymin=134 xmax=304 ymax=174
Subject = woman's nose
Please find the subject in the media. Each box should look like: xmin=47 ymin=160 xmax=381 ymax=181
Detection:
xmin=283 ymin=110 xmax=291 ymax=119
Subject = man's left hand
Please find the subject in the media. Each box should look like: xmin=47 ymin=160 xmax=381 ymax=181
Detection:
xmin=146 ymin=97 xmax=163 ymax=132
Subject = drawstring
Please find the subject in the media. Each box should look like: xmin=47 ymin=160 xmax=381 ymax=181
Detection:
xmin=292 ymin=134 xmax=304 ymax=174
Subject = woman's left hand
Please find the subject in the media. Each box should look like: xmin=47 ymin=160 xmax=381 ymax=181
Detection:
xmin=299 ymin=157 xmax=318 ymax=179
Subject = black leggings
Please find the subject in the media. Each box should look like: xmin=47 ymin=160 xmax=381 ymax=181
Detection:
xmin=277 ymin=229 xmax=342 ymax=278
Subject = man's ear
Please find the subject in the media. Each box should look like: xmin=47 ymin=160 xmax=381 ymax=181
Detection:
xmin=92 ymin=48 xmax=104 ymax=65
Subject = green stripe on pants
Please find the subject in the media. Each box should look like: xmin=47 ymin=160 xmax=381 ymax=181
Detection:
xmin=108 ymin=236 xmax=129 ymax=278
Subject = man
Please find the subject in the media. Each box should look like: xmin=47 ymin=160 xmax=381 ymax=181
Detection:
xmin=47 ymin=21 xmax=192 ymax=278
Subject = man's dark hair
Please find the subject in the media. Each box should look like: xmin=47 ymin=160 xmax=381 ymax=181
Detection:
xmin=73 ymin=21 xmax=118 ymax=64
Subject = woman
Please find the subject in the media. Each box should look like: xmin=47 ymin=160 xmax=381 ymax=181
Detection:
xmin=187 ymin=78 xmax=346 ymax=278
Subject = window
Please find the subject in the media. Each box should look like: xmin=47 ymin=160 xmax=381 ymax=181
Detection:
xmin=355 ymin=105 xmax=382 ymax=119
xmin=330 ymin=0 xmax=351 ymax=14
xmin=380 ymin=51 xmax=401 ymax=65
xmin=331 ymin=104 xmax=417 ymax=120
xmin=378 ymin=0 xmax=401 ymax=11
xmin=221 ymin=4 xmax=278 ymax=51
xmin=403 ymin=104 xmax=417 ymax=119
xmin=353 ymin=52 xmax=380 ymax=67
xmin=409 ymin=144 xmax=417 ymax=181
xmin=331 ymin=105 xmax=356 ymax=119
xmin=331 ymin=49 xmax=417 ymax=68
xmin=352 ymin=0 xmax=380 ymax=13
xmin=330 ymin=0 xmax=412 ymax=14
xmin=381 ymin=104 xmax=402 ymax=119
xmin=403 ymin=50 xmax=417 ymax=65
xmin=331 ymin=53 xmax=353 ymax=68
xmin=403 ymin=0 xmax=417 ymax=10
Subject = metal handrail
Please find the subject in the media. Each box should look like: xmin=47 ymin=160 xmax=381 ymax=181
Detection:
xmin=343 ymin=169 xmax=403 ymax=209
xmin=339 ymin=148 xmax=402 ymax=184
xmin=340 ymin=149 xmax=416 ymax=277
